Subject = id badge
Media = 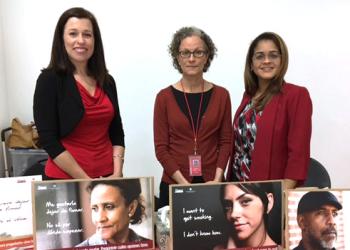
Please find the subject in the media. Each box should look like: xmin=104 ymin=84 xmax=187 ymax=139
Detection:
xmin=189 ymin=155 xmax=202 ymax=176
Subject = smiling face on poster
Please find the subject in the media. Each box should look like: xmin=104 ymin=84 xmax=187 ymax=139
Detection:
xmin=220 ymin=183 xmax=276 ymax=247
xmin=170 ymin=180 xmax=282 ymax=250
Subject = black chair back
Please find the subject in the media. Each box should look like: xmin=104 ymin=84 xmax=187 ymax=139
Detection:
xmin=302 ymin=158 xmax=331 ymax=188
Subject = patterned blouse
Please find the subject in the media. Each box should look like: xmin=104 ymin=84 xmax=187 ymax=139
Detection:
xmin=232 ymin=101 xmax=262 ymax=181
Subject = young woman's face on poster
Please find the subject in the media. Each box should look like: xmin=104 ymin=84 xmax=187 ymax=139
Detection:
xmin=90 ymin=184 xmax=133 ymax=244
xmin=223 ymin=184 xmax=266 ymax=243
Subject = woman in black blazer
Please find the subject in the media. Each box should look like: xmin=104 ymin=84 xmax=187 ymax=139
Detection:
xmin=33 ymin=7 xmax=125 ymax=179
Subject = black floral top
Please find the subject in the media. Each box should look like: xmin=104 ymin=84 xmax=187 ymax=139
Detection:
xmin=232 ymin=101 xmax=262 ymax=181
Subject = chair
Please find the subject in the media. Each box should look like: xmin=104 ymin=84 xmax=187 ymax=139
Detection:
xmin=22 ymin=159 xmax=46 ymax=178
xmin=302 ymin=158 xmax=331 ymax=188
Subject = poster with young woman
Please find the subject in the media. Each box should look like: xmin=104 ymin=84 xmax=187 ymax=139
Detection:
xmin=170 ymin=180 xmax=283 ymax=250
xmin=32 ymin=177 xmax=154 ymax=250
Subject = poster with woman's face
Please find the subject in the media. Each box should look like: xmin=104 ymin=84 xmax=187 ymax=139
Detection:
xmin=170 ymin=180 xmax=283 ymax=250
xmin=32 ymin=177 xmax=154 ymax=250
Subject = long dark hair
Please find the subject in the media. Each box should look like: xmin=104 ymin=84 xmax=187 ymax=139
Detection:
xmin=244 ymin=32 xmax=289 ymax=111
xmin=219 ymin=182 xmax=282 ymax=246
xmin=45 ymin=7 xmax=109 ymax=86
xmin=87 ymin=179 xmax=145 ymax=224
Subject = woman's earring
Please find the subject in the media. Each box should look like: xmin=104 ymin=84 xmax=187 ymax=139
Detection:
xmin=128 ymin=213 xmax=132 ymax=217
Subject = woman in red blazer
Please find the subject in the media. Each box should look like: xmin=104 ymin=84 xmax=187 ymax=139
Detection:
xmin=226 ymin=32 xmax=312 ymax=189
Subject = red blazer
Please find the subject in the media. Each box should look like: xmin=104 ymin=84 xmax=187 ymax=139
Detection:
xmin=154 ymin=85 xmax=232 ymax=184
xmin=226 ymin=83 xmax=312 ymax=184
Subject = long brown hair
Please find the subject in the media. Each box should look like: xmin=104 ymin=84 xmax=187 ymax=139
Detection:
xmin=244 ymin=32 xmax=289 ymax=111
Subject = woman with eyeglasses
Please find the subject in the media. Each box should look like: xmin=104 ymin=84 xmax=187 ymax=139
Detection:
xmin=153 ymin=26 xmax=232 ymax=207
xmin=226 ymin=32 xmax=312 ymax=189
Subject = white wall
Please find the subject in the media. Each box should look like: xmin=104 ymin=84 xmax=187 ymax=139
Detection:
xmin=1 ymin=0 xmax=349 ymax=189
xmin=0 ymin=0 xmax=9 ymax=176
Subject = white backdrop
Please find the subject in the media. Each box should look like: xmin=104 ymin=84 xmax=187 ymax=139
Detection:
xmin=0 ymin=0 xmax=349 ymax=190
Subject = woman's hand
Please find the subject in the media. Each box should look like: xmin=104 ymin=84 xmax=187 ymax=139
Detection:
xmin=172 ymin=170 xmax=190 ymax=185
xmin=105 ymin=173 xmax=123 ymax=179
xmin=284 ymin=179 xmax=297 ymax=189
xmin=206 ymin=180 xmax=221 ymax=184
xmin=53 ymin=151 xmax=90 ymax=179
xmin=209 ymin=167 xmax=224 ymax=183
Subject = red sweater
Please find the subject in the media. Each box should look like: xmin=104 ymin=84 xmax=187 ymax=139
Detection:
xmin=154 ymin=85 xmax=232 ymax=184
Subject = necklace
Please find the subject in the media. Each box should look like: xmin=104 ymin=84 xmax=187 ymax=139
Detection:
xmin=180 ymin=80 xmax=204 ymax=154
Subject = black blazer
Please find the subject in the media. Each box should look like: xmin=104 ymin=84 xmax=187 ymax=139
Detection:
xmin=33 ymin=69 xmax=125 ymax=159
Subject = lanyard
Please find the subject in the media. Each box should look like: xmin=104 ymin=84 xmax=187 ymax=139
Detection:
xmin=180 ymin=80 xmax=204 ymax=155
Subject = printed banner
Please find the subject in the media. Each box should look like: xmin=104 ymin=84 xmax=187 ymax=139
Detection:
xmin=170 ymin=180 xmax=283 ymax=250
xmin=286 ymin=189 xmax=349 ymax=250
xmin=32 ymin=177 xmax=154 ymax=250
xmin=0 ymin=175 xmax=41 ymax=249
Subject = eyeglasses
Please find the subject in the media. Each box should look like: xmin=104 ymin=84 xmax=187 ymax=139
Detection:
xmin=178 ymin=50 xmax=207 ymax=58
xmin=253 ymin=51 xmax=281 ymax=62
